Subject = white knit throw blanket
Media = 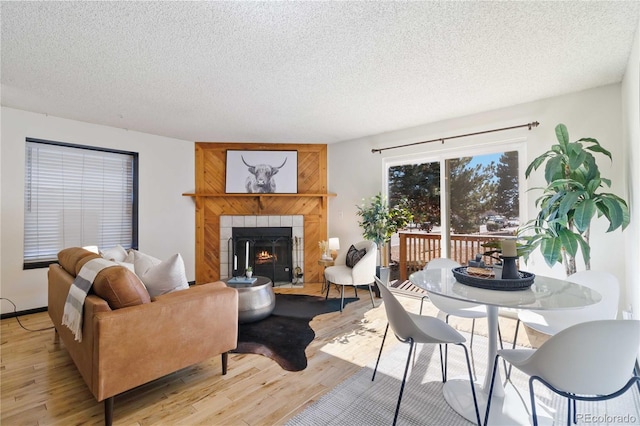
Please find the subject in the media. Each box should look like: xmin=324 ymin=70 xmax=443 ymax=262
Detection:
xmin=62 ymin=258 xmax=115 ymax=342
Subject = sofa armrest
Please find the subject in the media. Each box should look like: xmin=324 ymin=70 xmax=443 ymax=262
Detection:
xmin=197 ymin=280 xmax=228 ymax=290
xmin=48 ymin=264 xmax=114 ymax=392
xmin=92 ymin=282 xmax=238 ymax=401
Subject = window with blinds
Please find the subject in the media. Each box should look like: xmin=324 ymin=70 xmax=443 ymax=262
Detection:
xmin=23 ymin=138 xmax=138 ymax=268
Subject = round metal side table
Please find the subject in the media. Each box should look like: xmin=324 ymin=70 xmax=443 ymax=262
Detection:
xmin=223 ymin=276 xmax=275 ymax=323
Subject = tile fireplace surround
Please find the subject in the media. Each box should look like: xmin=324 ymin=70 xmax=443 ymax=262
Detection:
xmin=219 ymin=215 xmax=304 ymax=284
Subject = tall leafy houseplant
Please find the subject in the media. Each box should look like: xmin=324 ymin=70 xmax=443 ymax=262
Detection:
xmin=522 ymin=123 xmax=629 ymax=276
xmin=356 ymin=193 xmax=413 ymax=267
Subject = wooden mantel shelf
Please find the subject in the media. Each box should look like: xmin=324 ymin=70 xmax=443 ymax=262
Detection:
xmin=182 ymin=192 xmax=336 ymax=210
xmin=182 ymin=192 xmax=336 ymax=197
xmin=182 ymin=193 xmax=336 ymax=198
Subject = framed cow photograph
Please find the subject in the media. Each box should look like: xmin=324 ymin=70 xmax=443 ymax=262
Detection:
xmin=225 ymin=150 xmax=298 ymax=194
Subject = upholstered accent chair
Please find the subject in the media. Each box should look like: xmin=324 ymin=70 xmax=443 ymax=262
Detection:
xmin=324 ymin=240 xmax=377 ymax=312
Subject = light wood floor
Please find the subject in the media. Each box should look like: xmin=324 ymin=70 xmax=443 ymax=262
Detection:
xmin=1 ymin=283 xmax=530 ymax=425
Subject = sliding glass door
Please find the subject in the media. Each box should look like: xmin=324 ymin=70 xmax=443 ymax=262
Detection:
xmin=386 ymin=147 xmax=522 ymax=267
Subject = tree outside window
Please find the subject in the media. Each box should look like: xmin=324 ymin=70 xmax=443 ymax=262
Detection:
xmin=388 ymin=150 xmax=519 ymax=236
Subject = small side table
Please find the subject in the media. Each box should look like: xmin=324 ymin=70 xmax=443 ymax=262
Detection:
xmin=318 ymin=259 xmax=335 ymax=294
xmin=223 ymin=276 xmax=275 ymax=323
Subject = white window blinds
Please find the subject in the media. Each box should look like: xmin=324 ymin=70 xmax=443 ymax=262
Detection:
xmin=24 ymin=139 xmax=137 ymax=266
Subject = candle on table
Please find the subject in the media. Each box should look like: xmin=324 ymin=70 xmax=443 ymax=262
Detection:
xmin=501 ymin=239 xmax=517 ymax=257
xmin=245 ymin=241 xmax=249 ymax=269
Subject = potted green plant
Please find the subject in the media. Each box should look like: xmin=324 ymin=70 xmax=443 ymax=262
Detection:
xmin=356 ymin=193 xmax=413 ymax=268
xmin=520 ymin=123 xmax=629 ymax=276
xmin=245 ymin=266 xmax=253 ymax=278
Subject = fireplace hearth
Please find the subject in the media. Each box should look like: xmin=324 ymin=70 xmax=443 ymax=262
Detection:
xmin=231 ymin=227 xmax=293 ymax=283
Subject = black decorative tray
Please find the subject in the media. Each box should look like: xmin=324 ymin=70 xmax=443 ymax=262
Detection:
xmin=452 ymin=266 xmax=535 ymax=291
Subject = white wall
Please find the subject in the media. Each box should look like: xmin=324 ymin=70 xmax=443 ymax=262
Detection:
xmin=622 ymin=18 xmax=640 ymax=319
xmin=328 ymin=84 xmax=632 ymax=310
xmin=1 ymin=108 xmax=195 ymax=314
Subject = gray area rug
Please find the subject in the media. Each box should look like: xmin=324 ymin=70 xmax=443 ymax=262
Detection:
xmin=287 ymin=331 xmax=640 ymax=425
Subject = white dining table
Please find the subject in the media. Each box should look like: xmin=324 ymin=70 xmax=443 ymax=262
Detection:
xmin=409 ymin=268 xmax=602 ymax=425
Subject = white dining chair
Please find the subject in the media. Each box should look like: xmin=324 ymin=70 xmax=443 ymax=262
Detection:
xmin=484 ymin=319 xmax=640 ymax=426
xmin=424 ymin=258 xmax=487 ymax=379
xmin=516 ymin=270 xmax=620 ymax=337
xmin=372 ymin=276 xmax=481 ymax=426
xmin=501 ymin=270 xmax=620 ymax=382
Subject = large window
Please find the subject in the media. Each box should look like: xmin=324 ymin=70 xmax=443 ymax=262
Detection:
xmin=386 ymin=143 xmax=524 ymax=262
xmin=23 ymin=138 xmax=138 ymax=268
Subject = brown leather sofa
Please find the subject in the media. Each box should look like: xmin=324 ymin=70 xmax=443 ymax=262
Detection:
xmin=48 ymin=247 xmax=238 ymax=425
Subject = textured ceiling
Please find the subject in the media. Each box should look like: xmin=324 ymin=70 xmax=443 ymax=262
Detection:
xmin=2 ymin=1 xmax=639 ymax=144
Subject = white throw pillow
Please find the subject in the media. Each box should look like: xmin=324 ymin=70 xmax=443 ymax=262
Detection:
xmin=138 ymin=253 xmax=189 ymax=298
xmin=130 ymin=250 xmax=162 ymax=276
xmin=114 ymin=261 xmax=136 ymax=273
xmin=123 ymin=250 xmax=135 ymax=264
xmin=100 ymin=244 xmax=128 ymax=262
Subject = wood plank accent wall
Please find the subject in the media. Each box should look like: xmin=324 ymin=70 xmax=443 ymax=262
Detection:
xmin=191 ymin=143 xmax=331 ymax=284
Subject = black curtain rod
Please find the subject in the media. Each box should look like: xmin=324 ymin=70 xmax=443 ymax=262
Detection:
xmin=371 ymin=121 xmax=540 ymax=154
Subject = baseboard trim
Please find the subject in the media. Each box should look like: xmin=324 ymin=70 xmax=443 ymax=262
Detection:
xmin=1 ymin=306 xmax=47 ymax=320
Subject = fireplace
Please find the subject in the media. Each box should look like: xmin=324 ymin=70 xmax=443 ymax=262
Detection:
xmin=231 ymin=227 xmax=293 ymax=283
xmin=220 ymin=215 xmax=304 ymax=285
xmin=193 ymin=143 xmax=328 ymax=285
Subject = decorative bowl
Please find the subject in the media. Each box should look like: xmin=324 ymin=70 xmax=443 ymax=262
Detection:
xmin=452 ymin=266 xmax=535 ymax=291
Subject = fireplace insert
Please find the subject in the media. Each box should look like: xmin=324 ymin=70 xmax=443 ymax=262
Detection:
xmin=231 ymin=227 xmax=293 ymax=283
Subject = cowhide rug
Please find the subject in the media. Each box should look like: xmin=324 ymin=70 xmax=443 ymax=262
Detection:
xmin=232 ymin=293 xmax=359 ymax=371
